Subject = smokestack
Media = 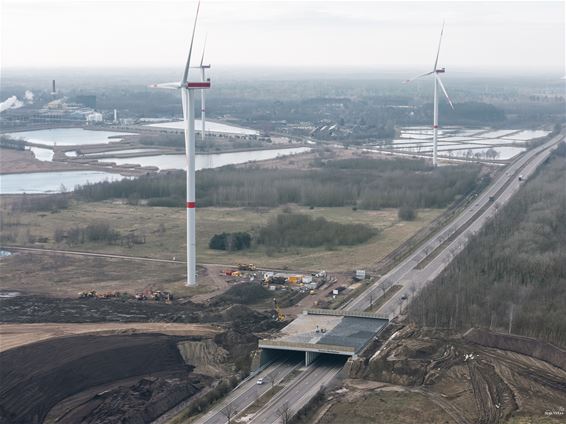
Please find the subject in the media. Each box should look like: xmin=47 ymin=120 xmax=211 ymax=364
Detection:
xmin=51 ymin=80 xmax=56 ymax=95
xmin=114 ymin=109 xmax=118 ymax=123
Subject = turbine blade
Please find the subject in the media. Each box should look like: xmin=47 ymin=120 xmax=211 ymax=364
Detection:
xmin=200 ymin=34 xmax=208 ymax=67
xmin=181 ymin=1 xmax=201 ymax=84
xmin=403 ymin=71 xmax=434 ymax=84
xmin=150 ymin=82 xmax=180 ymax=90
xmin=433 ymin=21 xmax=445 ymax=71
xmin=435 ymin=74 xmax=454 ymax=109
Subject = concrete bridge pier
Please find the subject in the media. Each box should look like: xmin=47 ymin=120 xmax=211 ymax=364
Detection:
xmin=305 ymin=351 xmax=320 ymax=366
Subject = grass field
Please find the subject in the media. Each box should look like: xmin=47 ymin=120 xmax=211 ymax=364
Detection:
xmin=1 ymin=201 xmax=442 ymax=273
xmin=319 ymin=389 xmax=454 ymax=424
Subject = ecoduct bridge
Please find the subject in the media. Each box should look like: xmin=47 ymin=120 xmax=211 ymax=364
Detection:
xmin=258 ymin=309 xmax=389 ymax=366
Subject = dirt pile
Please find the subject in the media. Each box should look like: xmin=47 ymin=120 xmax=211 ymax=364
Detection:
xmin=0 ymin=295 xmax=278 ymax=330
xmin=177 ymin=339 xmax=230 ymax=376
xmin=0 ymin=333 xmax=198 ymax=424
xmin=348 ymin=325 xmax=566 ymax=423
xmin=52 ymin=376 xmax=205 ymax=424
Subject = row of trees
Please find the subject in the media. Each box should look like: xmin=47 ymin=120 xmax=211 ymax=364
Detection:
xmin=54 ymin=223 xmax=145 ymax=247
xmin=75 ymin=158 xmax=484 ymax=210
xmin=409 ymin=143 xmax=566 ymax=347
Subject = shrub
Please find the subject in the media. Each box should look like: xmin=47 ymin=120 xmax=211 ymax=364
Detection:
xmin=398 ymin=206 xmax=417 ymax=221
xmin=209 ymin=232 xmax=252 ymax=251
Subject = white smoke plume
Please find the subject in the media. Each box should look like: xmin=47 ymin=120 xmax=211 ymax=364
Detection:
xmin=24 ymin=90 xmax=34 ymax=103
xmin=0 ymin=96 xmax=24 ymax=113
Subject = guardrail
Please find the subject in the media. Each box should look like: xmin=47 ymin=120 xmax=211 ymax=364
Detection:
xmin=305 ymin=308 xmax=389 ymax=321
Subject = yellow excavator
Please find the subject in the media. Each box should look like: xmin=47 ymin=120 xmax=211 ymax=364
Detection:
xmin=272 ymin=298 xmax=285 ymax=322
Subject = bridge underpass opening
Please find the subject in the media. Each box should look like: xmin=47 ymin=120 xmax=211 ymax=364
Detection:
xmin=259 ymin=346 xmax=353 ymax=366
xmin=258 ymin=309 xmax=389 ymax=367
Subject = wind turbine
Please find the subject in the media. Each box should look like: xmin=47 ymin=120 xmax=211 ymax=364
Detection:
xmin=404 ymin=23 xmax=454 ymax=167
xmin=150 ymin=1 xmax=210 ymax=286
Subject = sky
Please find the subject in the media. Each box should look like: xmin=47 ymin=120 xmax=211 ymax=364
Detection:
xmin=1 ymin=0 xmax=564 ymax=74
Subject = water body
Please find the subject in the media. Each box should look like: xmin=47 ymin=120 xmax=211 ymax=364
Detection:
xmin=0 ymin=171 xmax=126 ymax=194
xmin=1 ymin=147 xmax=310 ymax=194
xmin=103 ymin=147 xmax=311 ymax=171
xmin=146 ymin=120 xmax=259 ymax=135
xmin=503 ymin=130 xmax=550 ymax=141
xmin=30 ymin=146 xmax=54 ymax=161
xmin=6 ymin=128 xmax=136 ymax=146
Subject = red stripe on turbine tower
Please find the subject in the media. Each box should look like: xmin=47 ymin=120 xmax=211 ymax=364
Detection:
xmin=187 ymin=202 xmax=196 ymax=208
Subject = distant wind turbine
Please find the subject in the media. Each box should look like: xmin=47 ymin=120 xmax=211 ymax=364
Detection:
xmin=404 ymin=22 xmax=454 ymax=167
xmin=150 ymin=1 xmax=210 ymax=286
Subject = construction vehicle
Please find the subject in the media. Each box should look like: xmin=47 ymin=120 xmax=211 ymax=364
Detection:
xmin=78 ymin=290 xmax=97 ymax=299
xmin=272 ymin=298 xmax=285 ymax=322
xmin=287 ymin=275 xmax=303 ymax=285
xmin=238 ymin=263 xmax=257 ymax=271
xmin=135 ymin=289 xmax=173 ymax=302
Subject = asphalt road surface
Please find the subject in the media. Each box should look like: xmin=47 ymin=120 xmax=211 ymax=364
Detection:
xmin=194 ymin=356 xmax=302 ymax=424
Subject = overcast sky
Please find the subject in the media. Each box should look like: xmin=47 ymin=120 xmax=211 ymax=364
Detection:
xmin=1 ymin=1 xmax=564 ymax=74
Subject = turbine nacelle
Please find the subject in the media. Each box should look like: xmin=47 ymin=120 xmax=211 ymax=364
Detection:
xmin=186 ymin=80 xmax=211 ymax=89
xmin=435 ymin=67 xmax=446 ymax=73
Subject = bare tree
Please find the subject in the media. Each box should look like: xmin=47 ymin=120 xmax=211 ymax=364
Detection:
xmin=277 ymin=401 xmax=292 ymax=424
xmin=220 ymin=404 xmax=238 ymax=424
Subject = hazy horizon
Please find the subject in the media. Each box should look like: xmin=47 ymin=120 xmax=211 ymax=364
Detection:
xmin=1 ymin=1 xmax=564 ymax=74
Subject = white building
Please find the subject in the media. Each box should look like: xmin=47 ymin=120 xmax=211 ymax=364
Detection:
xmin=86 ymin=112 xmax=103 ymax=123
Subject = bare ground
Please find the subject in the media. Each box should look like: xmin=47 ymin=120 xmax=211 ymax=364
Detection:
xmin=0 ymin=322 xmax=220 ymax=352
xmin=342 ymin=325 xmax=566 ymax=424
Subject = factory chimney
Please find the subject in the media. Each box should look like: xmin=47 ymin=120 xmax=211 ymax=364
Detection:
xmin=113 ymin=109 xmax=118 ymax=123
xmin=51 ymin=80 xmax=57 ymax=95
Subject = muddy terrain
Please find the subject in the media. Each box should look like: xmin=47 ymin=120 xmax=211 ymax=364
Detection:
xmin=0 ymin=333 xmax=203 ymax=424
xmin=340 ymin=325 xmax=566 ymax=424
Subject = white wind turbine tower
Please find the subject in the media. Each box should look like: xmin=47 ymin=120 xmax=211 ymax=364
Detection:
xmin=151 ymin=1 xmax=210 ymax=286
xmin=404 ymin=23 xmax=454 ymax=167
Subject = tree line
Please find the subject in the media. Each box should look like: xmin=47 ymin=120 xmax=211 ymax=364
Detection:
xmin=75 ymin=158 xmax=484 ymax=210
xmin=54 ymin=222 xmax=145 ymax=247
xmin=408 ymin=143 xmax=566 ymax=347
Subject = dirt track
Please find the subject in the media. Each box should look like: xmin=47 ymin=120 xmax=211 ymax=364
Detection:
xmin=0 ymin=322 xmax=220 ymax=352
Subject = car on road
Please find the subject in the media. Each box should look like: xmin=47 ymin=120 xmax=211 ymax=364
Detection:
xmin=400 ymin=294 xmax=408 ymax=300
xmin=256 ymin=378 xmax=264 ymax=385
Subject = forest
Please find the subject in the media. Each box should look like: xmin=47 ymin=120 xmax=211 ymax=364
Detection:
xmin=257 ymin=213 xmax=377 ymax=249
xmin=75 ymin=157 xmax=485 ymax=210
xmin=408 ymin=143 xmax=566 ymax=347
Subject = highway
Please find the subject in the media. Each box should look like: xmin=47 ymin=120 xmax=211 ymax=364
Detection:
xmin=348 ymin=132 xmax=564 ymax=314
xmin=194 ymin=356 xmax=302 ymax=424
xmin=211 ymin=132 xmax=564 ymax=424
xmin=248 ymin=357 xmax=344 ymax=424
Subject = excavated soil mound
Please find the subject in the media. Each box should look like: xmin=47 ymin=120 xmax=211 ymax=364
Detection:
xmin=53 ymin=376 xmax=204 ymax=424
xmin=0 ymin=333 xmax=197 ymax=424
